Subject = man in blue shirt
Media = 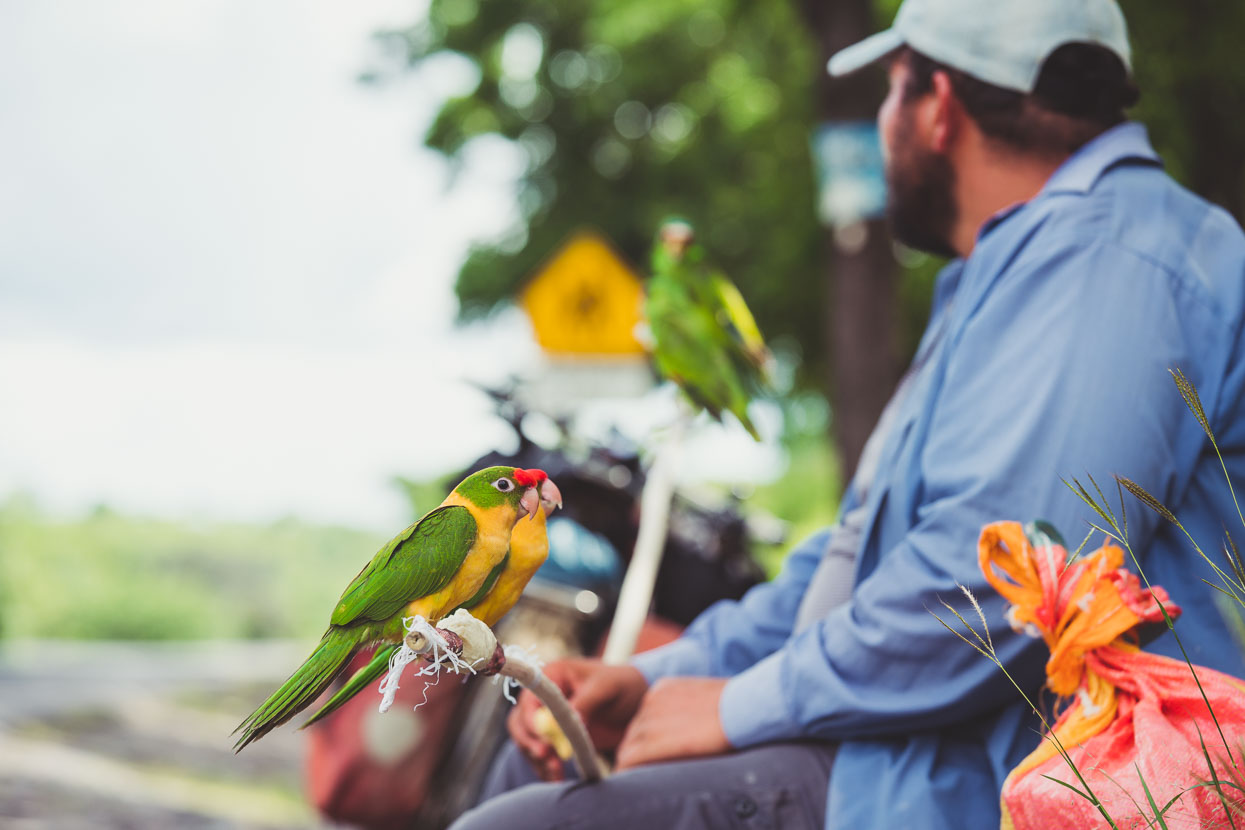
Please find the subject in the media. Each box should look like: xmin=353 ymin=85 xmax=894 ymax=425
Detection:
xmin=453 ymin=0 xmax=1245 ymax=828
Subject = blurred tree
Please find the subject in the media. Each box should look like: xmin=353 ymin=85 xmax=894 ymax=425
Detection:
xmin=800 ymin=0 xmax=900 ymax=478
xmin=367 ymin=1 xmax=829 ymax=387
xmin=372 ymin=0 xmax=1245 ymax=476
xmin=1127 ymin=0 xmax=1245 ymax=223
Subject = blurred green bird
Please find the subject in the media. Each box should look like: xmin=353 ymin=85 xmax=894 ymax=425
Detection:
xmin=644 ymin=218 xmax=773 ymax=440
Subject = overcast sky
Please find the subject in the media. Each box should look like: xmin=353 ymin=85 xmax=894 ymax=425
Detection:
xmin=0 ymin=0 xmax=779 ymax=531
xmin=0 ymin=0 xmax=534 ymax=529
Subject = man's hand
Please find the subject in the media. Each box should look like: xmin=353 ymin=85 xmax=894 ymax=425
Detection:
xmin=615 ymin=677 xmax=730 ymax=770
xmin=507 ymin=657 xmax=648 ymax=781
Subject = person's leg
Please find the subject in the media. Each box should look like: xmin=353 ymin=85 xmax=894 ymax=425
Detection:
xmin=454 ymin=741 xmax=836 ymax=830
xmin=477 ymin=740 xmax=551 ymax=801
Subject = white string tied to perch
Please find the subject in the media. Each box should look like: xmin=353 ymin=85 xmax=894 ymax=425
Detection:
xmin=373 ymin=608 xmax=606 ymax=781
xmin=496 ymin=643 xmax=545 ymax=704
xmin=379 ymin=613 xmax=480 ymax=713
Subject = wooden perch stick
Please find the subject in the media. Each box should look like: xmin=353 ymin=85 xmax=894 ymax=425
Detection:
xmin=495 ymin=656 xmax=605 ymax=781
xmin=602 ymin=413 xmax=686 ymax=664
xmin=402 ymin=610 xmax=606 ymax=782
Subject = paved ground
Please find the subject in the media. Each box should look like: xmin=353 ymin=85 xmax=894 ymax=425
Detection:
xmin=0 ymin=640 xmax=338 ymax=829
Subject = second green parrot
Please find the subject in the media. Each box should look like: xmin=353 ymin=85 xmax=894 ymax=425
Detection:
xmin=645 ymin=218 xmax=773 ymax=439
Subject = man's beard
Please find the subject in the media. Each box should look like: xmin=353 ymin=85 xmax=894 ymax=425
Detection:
xmin=885 ymin=127 xmax=959 ymax=259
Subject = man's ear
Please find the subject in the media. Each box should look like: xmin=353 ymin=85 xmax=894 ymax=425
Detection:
xmin=928 ymin=70 xmax=961 ymax=153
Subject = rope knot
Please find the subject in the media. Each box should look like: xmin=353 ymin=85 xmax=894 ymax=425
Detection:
xmin=978 ymin=521 xmax=1179 ymax=697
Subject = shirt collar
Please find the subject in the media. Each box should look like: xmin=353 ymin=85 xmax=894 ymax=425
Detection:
xmin=1040 ymin=121 xmax=1162 ymax=196
xmin=976 ymin=122 xmax=1161 ymax=241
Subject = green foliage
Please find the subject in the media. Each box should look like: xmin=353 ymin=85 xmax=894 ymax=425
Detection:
xmin=0 ymin=499 xmax=383 ymax=641
xmin=747 ymin=395 xmax=842 ymax=576
xmin=1128 ymin=0 xmax=1245 ymax=221
xmin=373 ymin=0 xmax=828 ymax=382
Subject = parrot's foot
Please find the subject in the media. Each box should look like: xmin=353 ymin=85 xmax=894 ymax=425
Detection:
xmin=380 ymin=614 xmax=476 ymax=713
xmin=476 ymin=643 xmax=506 ymax=676
xmin=430 ymin=609 xmax=499 ymax=671
xmin=406 ymin=626 xmax=463 ymax=657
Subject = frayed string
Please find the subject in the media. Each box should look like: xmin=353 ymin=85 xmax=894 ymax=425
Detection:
xmin=495 ymin=643 xmax=544 ymax=704
xmin=378 ymin=641 xmax=419 ymax=714
xmin=378 ymin=615 xmax=480 ymax=714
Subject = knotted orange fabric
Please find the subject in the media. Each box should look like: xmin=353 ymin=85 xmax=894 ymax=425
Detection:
xmin=979 ymin=521 xmax=1245 ymax=829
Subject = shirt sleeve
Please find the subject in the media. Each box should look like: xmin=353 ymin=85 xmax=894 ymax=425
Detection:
xmin=630 ymin=528 xmax=833 ymax=683
xmin=719 ymin=239 xmax=1218 ymax=747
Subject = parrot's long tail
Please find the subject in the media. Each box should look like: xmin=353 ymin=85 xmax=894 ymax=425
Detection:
xmin=299 ymin=643 xmax=398 ymax=730
xmin=233 ymin=629 xmax=361 ymax=752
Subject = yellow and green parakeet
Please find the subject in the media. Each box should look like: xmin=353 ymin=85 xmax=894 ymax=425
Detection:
xmin=233 ymin=466 xmax=553 ymax=751
xmin=299 ymin=476 xmax=562 ymax=729
xmin=645 ymin=218 xmax=773 ymax=440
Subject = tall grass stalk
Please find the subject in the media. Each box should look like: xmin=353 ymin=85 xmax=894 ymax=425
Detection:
xmin=1064 ymin=473 xmax=1238 ymax=774
xmin=931 ymin=599 xmax=1121 ymax=829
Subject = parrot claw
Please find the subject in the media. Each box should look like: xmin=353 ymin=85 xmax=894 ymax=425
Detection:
xmin=477 ymin=643 xmax=507 ymax=676
xmin=434 ymin=628 xmax=464 ymax=656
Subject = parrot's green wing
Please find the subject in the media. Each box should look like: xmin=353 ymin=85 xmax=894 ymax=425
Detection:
xmin=331 ymin=504 xmax=478 ymax=626
xmin=709 ymin=272 xmax=767 ymax=361
xmin=649 ymin=287 xmax=739 ymax=394
xmin=654 ymin=311 xmax=736 ymax=399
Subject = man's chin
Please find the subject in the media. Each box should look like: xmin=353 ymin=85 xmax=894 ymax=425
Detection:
xmin=887 ymin=215 xmax=958 ymax=260
xmin=884 ymin=145 xmax=958 ymax=259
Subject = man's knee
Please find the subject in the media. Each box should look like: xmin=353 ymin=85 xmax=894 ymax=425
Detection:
xmin=452 ymin=778 xmax=568 ymax=830
xmin=479 ymin=740 xmax=547 ymax=802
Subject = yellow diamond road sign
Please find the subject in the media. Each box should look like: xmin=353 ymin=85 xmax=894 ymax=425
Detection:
xmin=521 ymin=230 xmax=645 ymax=357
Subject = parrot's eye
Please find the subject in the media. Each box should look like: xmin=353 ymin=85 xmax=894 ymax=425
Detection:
xmin=493 ymin=478 xmax=515 ymax=493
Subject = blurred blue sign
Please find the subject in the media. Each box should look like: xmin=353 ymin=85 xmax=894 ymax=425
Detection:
xmin=811 ymin=121 xmax=886 ymax=227
xmin=538 ymin=516 xmax=622 ymax=591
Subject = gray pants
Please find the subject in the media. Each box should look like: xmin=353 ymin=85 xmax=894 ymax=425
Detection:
xmin=450 ymin=740 xmax=836 ymax=830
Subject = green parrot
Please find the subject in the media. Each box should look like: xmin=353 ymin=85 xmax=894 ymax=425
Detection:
xmin=644 ymin=218 xmax=773 ymax=440
xmin=232 ymin=465 xmax=551 ymax=751
xmin=299 ymin=476 xmax=562 ymax=730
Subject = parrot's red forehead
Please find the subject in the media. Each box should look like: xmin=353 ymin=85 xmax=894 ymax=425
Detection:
xmin=513 ymin=468 xmax=547 ymax=487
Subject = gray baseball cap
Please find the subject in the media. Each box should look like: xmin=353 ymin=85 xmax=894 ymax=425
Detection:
xmin=826 ymin=0 xmax=1131 ymax=93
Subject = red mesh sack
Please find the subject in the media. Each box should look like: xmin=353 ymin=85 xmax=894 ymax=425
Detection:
xmin=978 ymin=521 xmax=1245 ymax=830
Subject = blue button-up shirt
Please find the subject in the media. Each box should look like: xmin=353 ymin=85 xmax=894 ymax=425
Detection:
xmin=633 ymin=123 xmax=1245 ymax=830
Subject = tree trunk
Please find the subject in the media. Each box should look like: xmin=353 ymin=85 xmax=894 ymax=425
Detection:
xmin=799 ymin=0 xmax=900 ymax=480
xmin=1187 ymin=80 xmax=1245 ymax=223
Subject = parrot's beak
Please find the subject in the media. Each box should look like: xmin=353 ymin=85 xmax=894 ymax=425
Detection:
xmin=540 ymin=478 xmax=563 ymax=514
xmin=520 ymin=485 xmax=541 ymax=520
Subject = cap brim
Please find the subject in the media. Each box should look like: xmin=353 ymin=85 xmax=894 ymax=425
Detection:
xmin=826 ymin=29 xmax=904 ymax=76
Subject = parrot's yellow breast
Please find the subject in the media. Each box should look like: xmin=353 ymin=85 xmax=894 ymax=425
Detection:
xmin=469 ymin=509 xmax=550 ymax=627
xmin=403 ymin=494 xmax=517 ymax=623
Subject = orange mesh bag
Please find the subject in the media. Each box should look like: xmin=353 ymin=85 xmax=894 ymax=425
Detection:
xmin=978 ymin=521 xmax=1245 ymax=830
